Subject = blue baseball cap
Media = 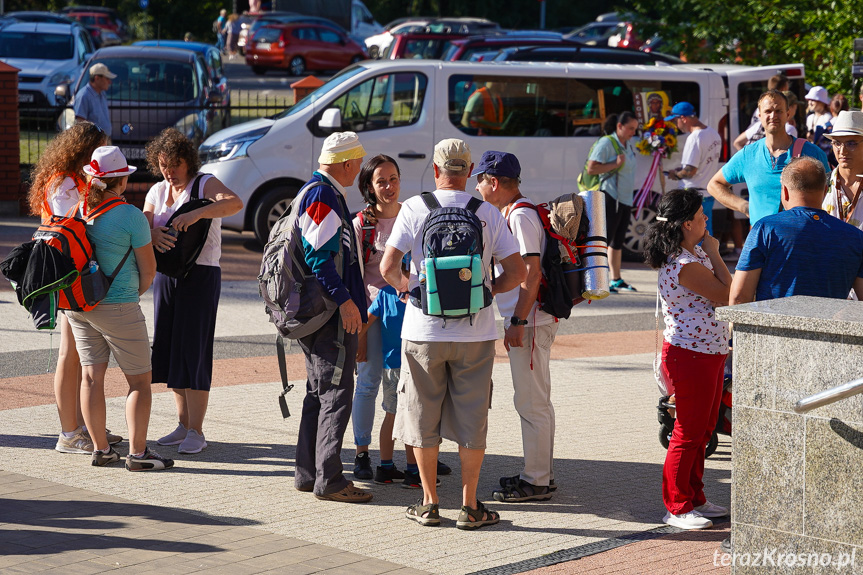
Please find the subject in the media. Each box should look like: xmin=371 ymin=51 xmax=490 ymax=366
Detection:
xmin=664 ymin=101 xmax=696 ymax=121
xmin=475 ymin=151 xmax=521 ymax=180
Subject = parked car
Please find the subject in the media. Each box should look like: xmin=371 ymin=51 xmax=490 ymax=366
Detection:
xmin=0 ymin=21 xmax=95 ymax=114
xmin=239 ymin=12 xmax=347 ymax=54
xmin=198 ymin=59 xmax=804 ymax=245
xmin=61 ymin=46 xmax=227 ymax=164
xmin=607 ymin=21 xmax=644 ymax=50
xmin=134 ymin=40 xmax=231 ymax=128
xmin=443 ymin=32 xmax=574 ymax=62
xmin=61 ymin=5 xmax=128 ymax=41
xmin=368 ymin=17 xmax=500 ymax=59
xmin=365 ymin=20 xmax=430 ymax=59
xmin=0 ymin=11 xmax=73 ymax=24
xmin=565 ymin=13 xmax=621 ymax=46
xmin=245 ymin=23 xmax=366 ymax=76
xmin=382 ymin=31 xmax=468 ymax=60
xmin=492 ymin=45 xmax=683 ymax=65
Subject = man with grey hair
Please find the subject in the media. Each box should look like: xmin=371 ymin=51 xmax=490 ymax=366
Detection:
xmin=730 ymin=156 xmax=863 ymax=304
xmin=380 ymin=138 xmax=526 ymax=529
xmin=74 ymin=63 xmax=116 ymax=141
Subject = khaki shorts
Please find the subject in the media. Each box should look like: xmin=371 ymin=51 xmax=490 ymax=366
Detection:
xmin=393 ymin=339 xmax=494 ymax=450
xmin=66 ymin=303 xmax=151 ymax=376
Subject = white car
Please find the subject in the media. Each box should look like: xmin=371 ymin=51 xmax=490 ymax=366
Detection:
xmin=364 ymin=20 xmax=429 ymax=59
xmin=0 ymin=21 xmax=95 ymax=114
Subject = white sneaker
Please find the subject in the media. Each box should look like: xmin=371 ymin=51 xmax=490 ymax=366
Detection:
xmin=663 ymin=510 xmax=713 ymax=530
xmin=178 ymin=429 xmax=207 ymax=454
xmin=157 ymin=423 xmax=188 ymax=446
xmin=694 ymin=501 xmax=729 ymax=518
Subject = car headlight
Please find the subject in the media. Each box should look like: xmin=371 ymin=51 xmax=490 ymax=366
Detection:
xmin=48 ymin=72 xmax=72 ymax=85
xmin=198 ymin=126 xmax=270 ymax=164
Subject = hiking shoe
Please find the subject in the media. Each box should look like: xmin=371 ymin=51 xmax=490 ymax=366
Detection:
xmin=663 ymin=510 xmax=712 ymax=530
xmin=492 ymin=479 xmax=552 ymax=502
xmin=55 ymin=430 xmax=94 ymax=454
xmin=374 ymin=465 xmax=406 ymax=484
xmin=83 ymin=428 xmax=123 ymax=446
xmin=609 ymin=278 xmax=637 ymax=293
xmin=457 ymin=501 xmax=500 ymax=530
xmin=157 ymin=423 xmax=188 ymax=446
xmin=126 ymin=448 xmax=174 ymax=471
xmin=402 ymin=470 xmax=440 ymax=489
xmin=177 ymin=429 xmax=207 ymax=454
xmin=315 ymin=481 xmax=373 ymax=503
xmin=91 ymin=447 xmax=120 ymax=467
xmin=406 ymin=500 xmax=441 ymax=526
xmin=354 ymin=452 xmax=373 ymax=480
xmin=694 ymin=501 xmax=729 ymax=518
xmin=500 ymin=474 xmax=557 ymax=492
xmin=436 ymin=459 xmax=452 ymax=476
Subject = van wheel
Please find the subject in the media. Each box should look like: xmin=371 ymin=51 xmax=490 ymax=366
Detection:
xmin=623 ymin=194 xmax=658 ymax=262
xmin=252 ymin=66 xmax=266 ymax=75
xmin=289 ymin=56 xmax=306 ymax=76
xmin=253 ymin=186 xmax=299 ymax=245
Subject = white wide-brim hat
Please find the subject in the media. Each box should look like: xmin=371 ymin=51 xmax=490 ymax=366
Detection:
xmin=82 ymin=146 xmax=137 ymax=177
xmin=824 ymin=111 xmax=863 ymax=139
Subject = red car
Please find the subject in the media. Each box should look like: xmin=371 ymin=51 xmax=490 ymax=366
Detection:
xmin=383 ymin=31 xmax=468 ymax=60
xmin=65 ymin=11 xmax=121 ymax=36
xmin=245 ymin=23 xmax=367 ymax=76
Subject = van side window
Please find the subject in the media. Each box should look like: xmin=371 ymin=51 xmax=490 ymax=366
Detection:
xmin=449 ymin=75 xmax=568 ymax=137
xmin=311 ymin=72 xmax=428 ymax=136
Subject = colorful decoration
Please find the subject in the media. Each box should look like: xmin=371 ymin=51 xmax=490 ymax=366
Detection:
xmin=633 ymin=118 xmax=679 ymax=215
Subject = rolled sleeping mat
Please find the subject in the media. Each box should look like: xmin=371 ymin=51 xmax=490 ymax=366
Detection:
xmin=577 ymin=189 xmax=609 ymax=300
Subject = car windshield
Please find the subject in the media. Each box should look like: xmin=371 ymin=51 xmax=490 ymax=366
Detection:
xmin=273 ymin=65 xmax=365 ymax=119
xmin=0 ymin=32 xmax=74 ymax=60
xmin=97 ymin=58 xmax=197 ymax=102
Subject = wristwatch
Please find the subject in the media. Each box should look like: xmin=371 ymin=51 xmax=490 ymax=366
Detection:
xmin=510 ymin=316 xmax=528 ymax=326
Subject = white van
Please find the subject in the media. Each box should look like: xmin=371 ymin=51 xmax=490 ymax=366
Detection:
xmin=199 ymin=60 xmax=805 ymax=249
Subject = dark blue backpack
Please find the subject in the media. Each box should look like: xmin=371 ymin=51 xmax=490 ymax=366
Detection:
xmin=411 ymin=192 xmax=491 ymax=323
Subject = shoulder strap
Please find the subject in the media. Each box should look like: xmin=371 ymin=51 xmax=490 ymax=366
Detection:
xmin=791 ymin=137 xmax=806 ymax=159
xmin=466 ymin=196 xmax=482 ymax=214
xmin=421 ymin=192 xmax=440 ymax=210
xmin=189 ymin=174 xmax=203 ymax=200
xmin=85 ymin=197 xmax=126 ymax=221
xmin=276 ymin=335 xmax=295 ymax=418
xmin=106 ymin=247 xmax=134 ymax=282
xmin=607 ymin=134 xmax=623 ymax=155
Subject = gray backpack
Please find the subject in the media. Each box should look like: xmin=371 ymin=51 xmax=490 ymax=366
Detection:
xmin=258 ymin=181 xmax=350 ymax=417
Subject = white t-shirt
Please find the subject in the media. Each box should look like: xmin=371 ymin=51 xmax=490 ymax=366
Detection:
xmin=48 ymin=176 xmax=81 ymax=216
xmin=679 ymin=126 xmax=721 ymax=194
xmin=806 ymin=111 xmax=832 ymax=134
xmin=387 ymin=189 xmax=520 ymax=342
xmin=659 ymin=246 xmax=729 ymax=355
xmin=496 ymin=198 xmax=555 ymax=327
xmin=144 ymin=173 xmax=222 ymax=268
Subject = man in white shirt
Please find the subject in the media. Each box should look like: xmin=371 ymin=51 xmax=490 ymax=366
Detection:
xmin=380 ymin=138 xmax=526 ymax=529
xmin=474 ymin=151 xmax=558 ymax=503
xmin=665 ymin=101 xmax=722 ymax=235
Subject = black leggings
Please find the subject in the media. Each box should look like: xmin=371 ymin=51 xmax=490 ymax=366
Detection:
xmin=603 ymin=192 xmax=632 ymax=250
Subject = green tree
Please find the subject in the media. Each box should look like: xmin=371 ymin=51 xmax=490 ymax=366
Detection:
xmin=627 ymin=0 xmax=863 ymax=97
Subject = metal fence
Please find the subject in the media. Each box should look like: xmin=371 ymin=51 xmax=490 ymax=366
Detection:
xmin=18 ymin=89 xmax=293 ymax=169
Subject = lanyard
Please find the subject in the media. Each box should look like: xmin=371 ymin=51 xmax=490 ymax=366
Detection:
xmin=834 ymin=174 xmax=862 ymax=223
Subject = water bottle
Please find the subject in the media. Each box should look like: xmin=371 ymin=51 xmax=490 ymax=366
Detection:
xmin=88 ymin=261 xmax=98 ymax=275
xmin=166 ymin=226 xmax=179 ymax=238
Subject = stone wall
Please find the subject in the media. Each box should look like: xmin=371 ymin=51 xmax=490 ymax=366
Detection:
xmin=717 ymin=296 xmax=863 ymax=575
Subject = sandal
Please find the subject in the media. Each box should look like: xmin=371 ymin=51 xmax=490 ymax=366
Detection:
xmin=405 ymin=500 xmax=441 ymax=526
xmin=500 ymin=474 xmax=557 ymax=493
xmin=493 ymin=478 xmax=552 ymax=502
xmin=456 ymin=500 xmax=500 ymax=530
xmin=314 ymin=481 xmax=373 ymax=503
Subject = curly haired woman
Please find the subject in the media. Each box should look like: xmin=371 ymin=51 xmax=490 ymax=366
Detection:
xmin=27 ymin=122 xmax=126 ymax=456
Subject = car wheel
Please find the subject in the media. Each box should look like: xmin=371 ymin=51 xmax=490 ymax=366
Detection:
xmin=289 ymin=56 xmax=305 ymax=76
xmin=253 ymin=185 xmax=299 ymax=245
xmin=623 ymin=193 xmax=658 ymax=262
xmin=252 ymin=66 xmax=266 ymax=75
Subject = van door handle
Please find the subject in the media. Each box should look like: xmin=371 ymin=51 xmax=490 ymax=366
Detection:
xmin=398 ymin=152 xmax=426 ymax=159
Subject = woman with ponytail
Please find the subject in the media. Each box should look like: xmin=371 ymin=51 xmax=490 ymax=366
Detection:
xmin=643 ymin=188 xmax=732 ymax=530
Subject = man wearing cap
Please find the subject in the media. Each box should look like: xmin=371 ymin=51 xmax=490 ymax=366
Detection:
xmin=74 ymin=63 xmax=116 ymax=141
xmin=293 ymin=131 xmax=372 ymax=503
xmin=805 ymin=86 xmax=833 ymax=142
xmin=665 ymin=102 xmax=722 ymax=236
xmin=730 ymin=156 xmax=863 ymax=305
xmin=707 ymin=90 xmax=829 ymax=226
xmin=380 ymin=139 xmax=526 ymax=529
xmin=474 ymin=150 xmax=558 ymax=503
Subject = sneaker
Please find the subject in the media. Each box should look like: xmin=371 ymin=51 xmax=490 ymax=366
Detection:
xmin=436 ymin=459 xmax=452 ymax=476
xmin=694 ymin=501 xmax=729 ymax=518
xmin=55 ymin=430 xmax=94 ymax=454
xmin=91 ymin=447 xmax=120 ymax=467
xmin=83 ymin=428 xmax=123 ymax=446
xmin=374 ymin=465 xmax=406 ymax=484
xmin=157 ymin=423 xmax=188 ymax=446
xmin=126 ymin=448 xmax=174 ymax=471
xmin=353 ymin=452 xmax=373 ymax=480
xmin=609 ymin=278 xmax=637 ymax=293
xmin=402 ymin=470 xmax=440 ymax=489
xmin=177 ymin=429 xmax=207 ymax=454
xmin=662 ymin=510 xmax=713 ymax=530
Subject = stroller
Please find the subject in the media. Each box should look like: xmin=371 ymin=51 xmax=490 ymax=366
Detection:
xmin=656 ymin=349 xmax=733 ymax=458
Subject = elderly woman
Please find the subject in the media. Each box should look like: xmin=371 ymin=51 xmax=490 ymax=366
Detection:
xmin=26 ymin=122 xmax=126 ymax=455
xmin=143 ymin=128 xmax=243 ymax=455
xmin=644 ymin=188 xmax=732 ymax=530
xmin=65 ymin=146 xmax=169 ymax=470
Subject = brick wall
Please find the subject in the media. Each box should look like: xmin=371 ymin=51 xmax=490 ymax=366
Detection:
xmin=0 ymin=62 xmax=20 ymax=215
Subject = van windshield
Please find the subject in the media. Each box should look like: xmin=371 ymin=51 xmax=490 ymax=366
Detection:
xmin=273 ymin=65 xmax=366 ymax=120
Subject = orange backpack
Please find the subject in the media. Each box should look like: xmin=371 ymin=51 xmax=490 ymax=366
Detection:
xmin=32 ymin=197 xmax=131 ymax=312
